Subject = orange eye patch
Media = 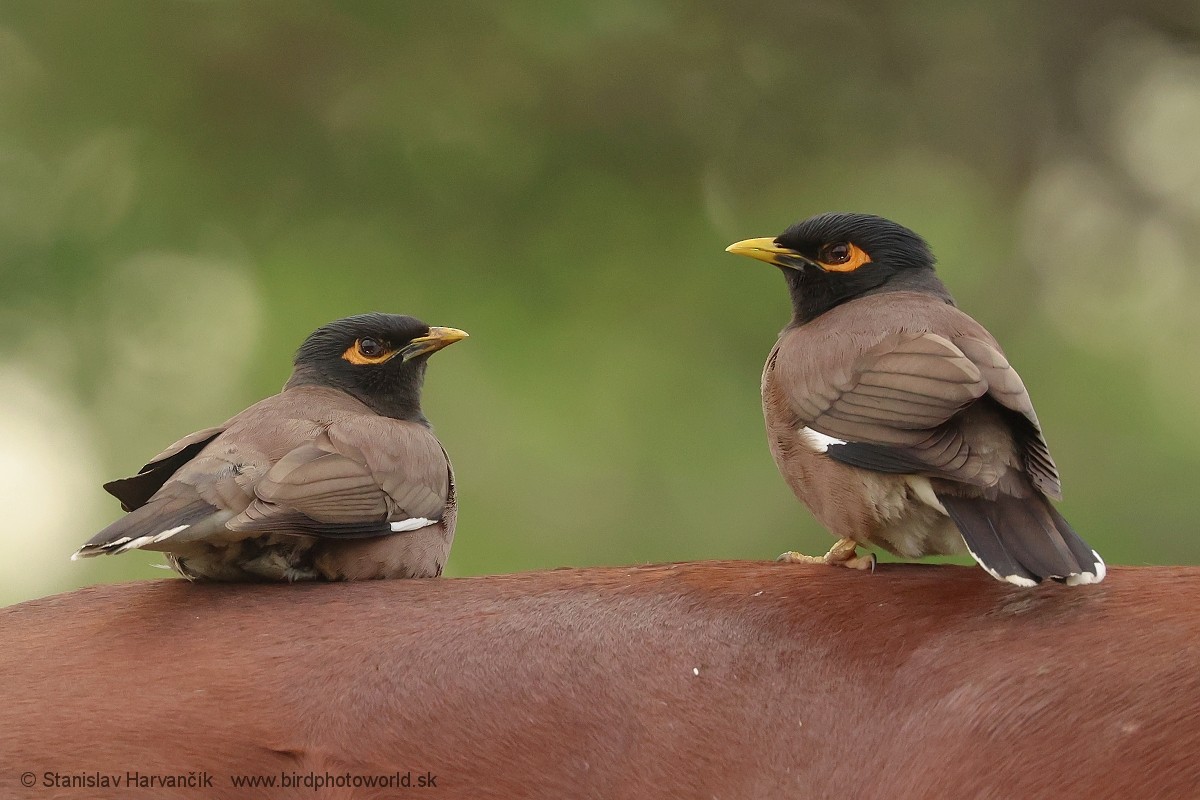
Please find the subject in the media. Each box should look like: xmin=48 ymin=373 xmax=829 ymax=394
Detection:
xmin=342 ymin=338 xmax=397 ymax=365
xmin=817 ymin=242 xmax=871 ymax=273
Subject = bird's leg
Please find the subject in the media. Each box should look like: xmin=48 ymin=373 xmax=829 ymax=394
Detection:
xmin=778 ymin=537 xmax=876 ymax=572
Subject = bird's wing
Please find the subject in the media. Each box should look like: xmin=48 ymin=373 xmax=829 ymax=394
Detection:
xmin=776 ymin=331 xmax=996 ymax=485
xmin=778 ymin=328 xmax=1062 ymax=494
xmin=953 ymin=337 xmax=1061 ymax=498
xmin=228 ymin=418 xmax=450 ymax=538
xmin=102 ymin=426 xmax=226 ymax=511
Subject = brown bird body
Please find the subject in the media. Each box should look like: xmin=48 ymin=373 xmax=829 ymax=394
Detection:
xmin=730 ymin=213 xmax=1104 ymax=586
xmin=74 ymin=313 xmax=466 ymax=581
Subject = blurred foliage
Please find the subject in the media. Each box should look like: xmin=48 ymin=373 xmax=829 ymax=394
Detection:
xmin=1 ymin=0 xmax=1199 ymax=605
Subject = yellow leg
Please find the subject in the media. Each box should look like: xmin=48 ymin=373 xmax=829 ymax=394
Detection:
xmin=777 ymin=537 xmax=876 ymax=572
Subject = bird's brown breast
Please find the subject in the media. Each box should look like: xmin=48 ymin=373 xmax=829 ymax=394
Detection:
xmin=761 ymin=348 xmax=962 ymax=557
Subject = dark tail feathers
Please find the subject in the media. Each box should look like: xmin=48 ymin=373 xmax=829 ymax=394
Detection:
xmin=937 ymin=493 xmax=1105 ymax=587
xmin=72 ymin=499 xmax=216 ymax=560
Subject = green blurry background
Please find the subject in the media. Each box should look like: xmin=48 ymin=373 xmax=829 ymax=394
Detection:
xmin=2 ymin=2 xmax=1198 ymax=606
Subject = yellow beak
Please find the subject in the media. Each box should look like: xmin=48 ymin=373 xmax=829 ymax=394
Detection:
xmin=725 ymin=237 xmax=811 ymax=270
xmin=401 ymin=327 xmax=470 ymax=361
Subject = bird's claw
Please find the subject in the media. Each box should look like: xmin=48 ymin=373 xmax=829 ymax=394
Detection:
xmin=776 ymin=550 xmax=828 ymax=565
xmin=777 ymin=538 xmax=875 ymax=573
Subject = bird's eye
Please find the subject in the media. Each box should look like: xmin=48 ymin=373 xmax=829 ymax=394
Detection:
xmin=822 ymin=243 xmax=852 ymax=264
xmin=342 ymin=337 xmax=394 ymax=365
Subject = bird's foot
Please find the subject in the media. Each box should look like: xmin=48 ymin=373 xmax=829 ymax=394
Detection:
xmin=777 ymin=537 xmax=876 ymax=572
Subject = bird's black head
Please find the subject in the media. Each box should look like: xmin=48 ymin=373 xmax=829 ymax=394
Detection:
xmin=285 ymin=313 xmax=468 ymax=422
xmin=726 ymin=212 xmax=952 ymax=325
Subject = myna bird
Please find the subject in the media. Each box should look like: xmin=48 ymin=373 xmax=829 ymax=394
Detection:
xmin=73 ymin=313 xmax=468 ymax=581
xmin=727 ymin=213 xmax=1105 ymax=586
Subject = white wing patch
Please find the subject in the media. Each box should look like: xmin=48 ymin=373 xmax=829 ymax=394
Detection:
xmin=389 ymin=517 xmax=436 ymax=533
xmin=799 ymin=427 xmax=846 ymax=453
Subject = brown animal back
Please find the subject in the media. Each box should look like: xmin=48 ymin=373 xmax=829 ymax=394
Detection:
xmin=2 ymin=563 xmax=1195 ymax=799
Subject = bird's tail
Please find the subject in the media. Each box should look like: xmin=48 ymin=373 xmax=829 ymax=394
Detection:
xmin=72 ymin=500 xmax=217 ymax=560
xmin=937 ymin=492 xmax=1105 ymax=587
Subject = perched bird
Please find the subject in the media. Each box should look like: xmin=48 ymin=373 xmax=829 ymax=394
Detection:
xmin=726 ymin=213 xmax=1104 ymax=586
xmin=74 ymin=313 xmax=468 ymax=581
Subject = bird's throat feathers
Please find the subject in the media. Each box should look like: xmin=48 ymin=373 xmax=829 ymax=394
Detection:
xmin=785 ymin=265 xmax=954 ymax=326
